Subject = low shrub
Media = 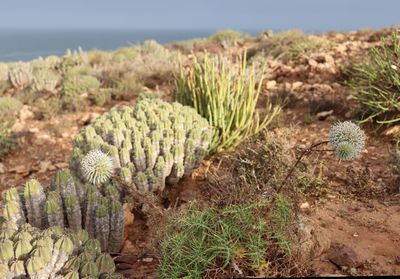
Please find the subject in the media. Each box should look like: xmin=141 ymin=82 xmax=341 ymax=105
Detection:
xmin=209 ymin=29 xmax=247 ymax=47
xmin=0 ymin=123 xmax=18 ymax=160
xmin=249 ymin=29 xmax=331 ymax=61
xmin=61 ymin=74 xmax=100 ymax=110
xmin=0 ymin=96 xmax=23 ymax=125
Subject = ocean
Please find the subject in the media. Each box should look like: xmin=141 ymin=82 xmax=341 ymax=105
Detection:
xmin=0 ymin=29 xmax=260 ymax=62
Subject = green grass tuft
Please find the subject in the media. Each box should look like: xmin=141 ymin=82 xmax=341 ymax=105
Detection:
xmin=345 ymin=31 xmax=400 ymax=125
xmin=158 ymin=197 xmax=294 ymax=278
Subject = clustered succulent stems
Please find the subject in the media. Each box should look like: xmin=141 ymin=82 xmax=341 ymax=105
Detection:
xmin=1 ymin=169 xmax=124 ymax=253
xmin=0 ymin=221 xmax=122 ymax=279
xmin=72 ymin=99 xmax=214 ymax=194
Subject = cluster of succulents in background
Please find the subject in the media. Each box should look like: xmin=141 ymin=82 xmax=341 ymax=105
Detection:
xmin=329 ymin=121 xmax=366 ymax=160
xmin=1 ymin=169 xmax=124 ymax=253
xmin=0 ymin=220 xmax=122 ymax=279
xmin=71 ymin=99 xmax=214 ymax=193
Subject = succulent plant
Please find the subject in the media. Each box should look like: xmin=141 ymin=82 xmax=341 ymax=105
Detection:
xmin=0 ymin=220 xmax=122 ymax=279
xmin=8 ymin=62 xmax=33 ymax=89
xmin=32 ymin=69 xmax=59 ymax=93
xmin=71 ymin=99 xmax=214 ymax=193
xmin=329 ymin=121 xmax=366 ymax=160
xmin=1 ymin=170 xmax=125 ymax=253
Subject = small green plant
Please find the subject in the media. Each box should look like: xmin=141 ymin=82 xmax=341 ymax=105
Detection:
xmin=175 ymin=52 xmax=281 ymax=153
xmin=61 ymin=74 xmax=100 ymax=110
xmin=158 ymin=197 xmax=294 ymax=278
xmin=0 ymin=96 xmax=23 ymax=124
xmin=249 ymin=29 xmax=331 ymax=61
xmin=345 ymin=31 xmax=400 ymax=125
xmin=209 ymin=29 xmax=247 ymax=47
xmin=0 ymin=124 xmax=18 ymax=160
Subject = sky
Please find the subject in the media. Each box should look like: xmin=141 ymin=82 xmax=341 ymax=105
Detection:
xmin=0 ymin=0 xmax=399 ymax=31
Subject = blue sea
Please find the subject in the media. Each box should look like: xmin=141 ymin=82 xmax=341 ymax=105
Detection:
xmin=0 ymin=29 xmax=262 ymax=62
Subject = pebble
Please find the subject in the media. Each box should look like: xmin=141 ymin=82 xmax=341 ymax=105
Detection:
xmin=0 ymin=163 xmax=5 ymax=174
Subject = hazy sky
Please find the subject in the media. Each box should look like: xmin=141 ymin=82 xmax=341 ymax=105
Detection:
xmin=0 ymin=0 xmax=399 ymax=31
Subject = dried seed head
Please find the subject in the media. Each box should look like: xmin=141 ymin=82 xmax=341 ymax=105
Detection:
xmin=81 ymin=149 xmax=114 ymax=185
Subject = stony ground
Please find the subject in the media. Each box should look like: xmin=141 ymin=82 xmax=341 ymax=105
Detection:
xmin=0 ymin=28 xmax=399 ymax=277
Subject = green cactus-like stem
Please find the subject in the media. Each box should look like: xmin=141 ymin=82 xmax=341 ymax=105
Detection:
xmin=134 ymin=171 xmax=149 ymax=192
xmin=45 ymin=191 xmax=65 ymax=228
xmin=95 ymin=198 xmax=110 ymax=252
xmin=108 ymin=201 xmax=124 ymax=253
xmin=65 ymin=196 xmax=82 ymax=232
xmin=23 ymin=179 xmax=46 ymax=229
xmin=120 ymin=147 xmax=131 ymax=166
xmin=84 ymin=185 xmax=100 ymax=239
xmin=133 ymin=144 xmax=146 ymax=172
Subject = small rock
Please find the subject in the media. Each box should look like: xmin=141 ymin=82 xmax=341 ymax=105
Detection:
xmin=19 ymin=105 xmax=34 ymax=122
xmin=142 ymin=257 xmax=153 ymax=263
xmin=382 ymin=125 xmax=400 ymax=136
xmin=9 ymin=165 xmax=28 ymax=174
xmin=11 ymin=121 xmax=25 ymax=132
xmin=353 ymin=233 xmax=359 ymax=238
xmin=266 ymin=80 xmax=277 ymax=90
xmin=29 ymin=128 xmax=40 ymax=133
xmin=316 ymin=110 xmax=334 ymax=120
xmin=327 ymin=194 xmax=336 ymax=199
xmin=328 ymin=244 xmax=360 ymax=268
xmin=0 ymin=163 xmax=5 ymax=174
xmin=292 ymin=81 xmax=303 ymax=91
xmin=38 ymin=161 xmax=52 ymax=173
xmin=296 ymin=215 xmax=331 ymax=260
xmin=300 ymin=202 xmax=310 ymax=209
xmin=55 ymin=162 xmax=69 ymax=169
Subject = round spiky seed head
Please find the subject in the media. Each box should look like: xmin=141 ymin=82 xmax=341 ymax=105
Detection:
xmin=25 ymin=256 xmax=44 ymax=275
xmin=334 ymin=141 xmax=357 ymax=161
xmin=329 ymin=121 xmax=366 ymax=160
xmin=14 ymin=238 xmax=33 ymax=259
xmin=54 ymin=235 xmax=74 ymax=255
xmin=64 ymin=271 xmax=80 ymax=279
xmin=96 ymin=253 xmax=116 ymax=274
xmin=80 ymin=262 xmax=99 ymax=277
xmin=0 ymin=239 xmax=14 ymax=262
xmin=81 ymin=149 xmax=114 ymax=185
